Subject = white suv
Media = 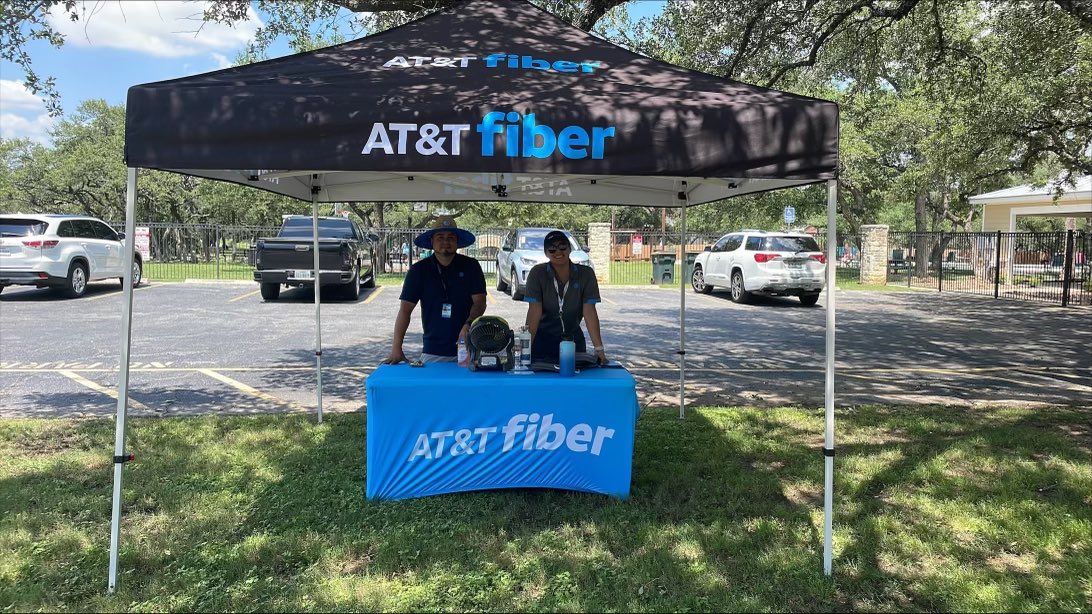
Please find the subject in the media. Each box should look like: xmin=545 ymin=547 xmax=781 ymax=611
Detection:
xmin=691 ymin=230 xmax=826 ymax=306
xmin=0 ymin=214 xmax=143 ymax=298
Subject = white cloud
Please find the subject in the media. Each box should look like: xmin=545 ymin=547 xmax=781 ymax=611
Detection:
xmin=0 ymin=111 xmax=55 ymax=145
xmin=1 ymin=79 xmax=48 ymax=111
xmin=210 ymin=52 xmax=233 ymax=69
xmin=47 ymin=1 xmax=261 ymax=59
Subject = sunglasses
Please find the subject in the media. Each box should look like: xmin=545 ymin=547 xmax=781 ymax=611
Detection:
xmin=546 ymin=243 xmax=571 ymax=254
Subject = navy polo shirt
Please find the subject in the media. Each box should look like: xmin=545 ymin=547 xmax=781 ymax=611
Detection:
xmin=399 ymin=254 xmax=486 ymax=356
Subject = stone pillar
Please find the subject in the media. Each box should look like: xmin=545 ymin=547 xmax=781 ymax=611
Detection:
xmin=587 ymin=222 xmax=611 ymax=283
xmin=860 ymin=224 xmax=889 ymax=285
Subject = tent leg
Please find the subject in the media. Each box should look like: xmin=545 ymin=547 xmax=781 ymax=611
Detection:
xmin=108 ymin=167 xmax=139 ymax=593
xmin=311 ymin=175 xmax=323 ymax=423
xmin=823 ymin=179 xmax=838 ymax=576
xmin=678 ymin=185 xmax=687 ymax=420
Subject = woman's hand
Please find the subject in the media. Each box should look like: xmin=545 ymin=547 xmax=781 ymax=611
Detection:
xmin=594 ymin=348 xmax=607 ymax=365
xmin=382 ymin=348 xmax=408 ymax=365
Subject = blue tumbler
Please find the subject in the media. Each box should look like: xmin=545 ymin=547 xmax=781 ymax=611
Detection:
xmin=559 ymin=338 xmax=576 ymax=376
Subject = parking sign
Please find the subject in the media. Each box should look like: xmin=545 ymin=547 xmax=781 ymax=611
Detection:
xmin=783 ymin=206 xmax=796 ymax=225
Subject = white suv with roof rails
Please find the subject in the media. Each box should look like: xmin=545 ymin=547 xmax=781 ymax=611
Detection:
xmin=0 ymin=214 xmax=143 ymax=298
xmin=691 ymin=229 xmax=826 ymax=306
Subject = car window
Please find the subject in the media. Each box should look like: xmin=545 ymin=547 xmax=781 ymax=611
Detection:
xmin=279 ymin=217 xmax=354 ymax=239
xmin=745 ymin=236 xmax=763 ymax=250
xmin=765 ymin=236 xmax=821 ymax=252
xmin=91 ymin=221 xmax=119 ymax=241
xmin=725 ymin=235 xmax=744 ymax=251
xmin=57 ymin=221 xmax=76 ymax=237
xmin=0 ymin=219 xmax=47 ymax=237
xmin=72 ymin=220 xmax=98 ymax=239
xmin=712 ymin=236 xmax=732 ymax=252
xmin=516 ymin=230 xmax=578 ymax=251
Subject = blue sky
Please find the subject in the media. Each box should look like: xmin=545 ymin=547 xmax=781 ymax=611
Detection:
xmin=0 ymin=1 xmax=664 ymax=145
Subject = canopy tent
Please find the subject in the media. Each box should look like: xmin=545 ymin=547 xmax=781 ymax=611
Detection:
xmin=112 ymin=0 xmax=840 ymax=592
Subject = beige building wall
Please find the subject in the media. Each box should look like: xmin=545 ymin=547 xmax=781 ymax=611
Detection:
xmin=980 ymin=197 xmax=1092 ymax=232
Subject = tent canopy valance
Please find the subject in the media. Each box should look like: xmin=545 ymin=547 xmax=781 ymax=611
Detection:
xmin=124 ymin=0 xmax=838 ymax=206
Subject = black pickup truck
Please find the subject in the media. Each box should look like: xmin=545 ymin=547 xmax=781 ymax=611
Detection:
xmin=253 ymin=215 xmax=376 ymax=300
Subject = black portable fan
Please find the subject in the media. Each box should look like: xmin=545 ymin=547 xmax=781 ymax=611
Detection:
xmin=467 ymin=316 xmax=514 ymax=372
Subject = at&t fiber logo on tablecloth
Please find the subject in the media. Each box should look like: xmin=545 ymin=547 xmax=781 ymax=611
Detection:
xmin=407 ymin=412 xmax=616 ymax=461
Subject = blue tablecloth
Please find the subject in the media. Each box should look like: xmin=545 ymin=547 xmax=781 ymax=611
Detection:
xmin=366 ymin=363 xmax=640 ymax=501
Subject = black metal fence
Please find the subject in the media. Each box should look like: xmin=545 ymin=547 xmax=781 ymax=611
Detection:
xmin=108 ymin=222 xmax=279 ymax=281
xmin=889 ymin=230 xmax=1090 ymax=306
xmin=120 ymin=222 xmax=1090 ymax=307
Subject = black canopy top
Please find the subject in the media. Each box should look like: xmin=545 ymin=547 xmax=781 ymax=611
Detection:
xmin=125 ymin=0 xmax=838 ymax=205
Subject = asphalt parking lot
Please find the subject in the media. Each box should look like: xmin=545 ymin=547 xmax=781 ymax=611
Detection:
xmin=1 ymin=279 xmax=1089 ymax=418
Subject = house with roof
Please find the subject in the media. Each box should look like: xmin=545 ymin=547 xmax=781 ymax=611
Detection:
xmin=970 ymin=176 xmax=1092 ymax=232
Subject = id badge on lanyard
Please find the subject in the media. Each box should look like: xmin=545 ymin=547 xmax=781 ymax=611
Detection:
xmin=437 ymin=260 xmax=453 ymax=319
xmin=552 ymin=274 xmax=569 ymax=335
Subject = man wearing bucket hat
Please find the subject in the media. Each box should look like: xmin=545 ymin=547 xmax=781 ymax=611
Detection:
xmin=383 ymin=215 xmax=487 ymax=364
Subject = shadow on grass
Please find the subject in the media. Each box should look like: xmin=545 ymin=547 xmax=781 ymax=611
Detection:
xmin=1 ymin=404 xmax=1089 ymax=611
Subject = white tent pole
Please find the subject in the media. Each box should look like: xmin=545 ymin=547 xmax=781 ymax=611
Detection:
xmin=678 ymin=181 xmax=688 ymax=420
xmin=823 ymin=178 xmax=838 ymax=576
xmin=311 ymin=174 xmax=324 ymax=423
xmin=108 ymin=167 xmax=139 ymax=593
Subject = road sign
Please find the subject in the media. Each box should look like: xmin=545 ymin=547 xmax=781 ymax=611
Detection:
xmin=783 ymin=206 xmax=796 ymax=225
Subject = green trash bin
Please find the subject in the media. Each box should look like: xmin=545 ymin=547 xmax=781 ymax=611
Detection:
xmin=684 ymin=252 xmax=698 ymax=283
xmin=650 ymin=252 xmax=676 ymax=285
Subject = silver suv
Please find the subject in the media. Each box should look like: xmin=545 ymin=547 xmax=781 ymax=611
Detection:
xmin=0 ymin=214 xmax=143 ymax=298
xmin=691 ymin=230 xmax=826 ymax=306
xmin=496 ymin=228 xmax=593 ymax=301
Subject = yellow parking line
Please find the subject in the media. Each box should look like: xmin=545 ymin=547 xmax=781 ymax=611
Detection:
xmin=362 ymin=285 xmax=386 ymax=304
xmin=229 ymin=289 xmax=261 ymax=303
xmin=599 ymin=295 xmax=616 ymax=305
xmin=198 ymin=368 xmax=304 ymax=411
xmin=59 ymin=370 xmax=150 ymax=410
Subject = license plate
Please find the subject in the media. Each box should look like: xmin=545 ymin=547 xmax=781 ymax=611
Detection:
xmin=0 ymin=247 xmax=10 ymax=255
xmin=288 ymin=269 xmax=314 ymax=280
xmin=480 ymin=355 xmax=497 ymax=367
xmin=785 ymin=260 xmax=804 ymax=269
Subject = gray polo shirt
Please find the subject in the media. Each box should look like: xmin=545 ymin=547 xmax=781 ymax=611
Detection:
xmin=524 ymin=262 xmax=601 ymax=339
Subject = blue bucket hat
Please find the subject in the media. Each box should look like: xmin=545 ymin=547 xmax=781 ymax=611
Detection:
xmin=414 ymin=215 xmax=476 ymax=249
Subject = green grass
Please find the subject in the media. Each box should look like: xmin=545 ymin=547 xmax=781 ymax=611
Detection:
xmin=3 ymin=405 xmax=1090 ymax=611
xmin=143 ymin=261 xmax=253 ymax=281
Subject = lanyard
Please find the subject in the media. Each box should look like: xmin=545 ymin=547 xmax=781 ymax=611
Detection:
xmin=434 ymin=258 xmax=449 ymax=301
xmin=551 ymin=264 xmax=571 ymax=335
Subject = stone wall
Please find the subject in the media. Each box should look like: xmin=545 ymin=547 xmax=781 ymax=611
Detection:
xmin=587 ymin=222 xmax=611 ymax=283
xmin=860 ymin=224 xmax=889 ymax=284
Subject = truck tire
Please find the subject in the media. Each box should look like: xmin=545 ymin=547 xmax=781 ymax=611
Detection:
xmin=341 ymin=267 xmax=361 ymax=300
xmin=260 ymin=282 xmax=281 ymax=300
xmin=799 ymin=292 xmax=821 ymax=307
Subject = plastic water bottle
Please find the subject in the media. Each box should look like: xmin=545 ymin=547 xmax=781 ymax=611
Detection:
xmin=559 ymin=338 xmax=576 ymax=376
xmin=519 ymin=327 xmax=531 ymax=367
xmin=457 ymin=338 xmax=469 ymax=367
xmin=511 ymin=329 xmax=523 ymax=370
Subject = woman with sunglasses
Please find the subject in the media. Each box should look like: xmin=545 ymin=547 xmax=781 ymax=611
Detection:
xmin=523 ymin=230 xmax=608 ymax=366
